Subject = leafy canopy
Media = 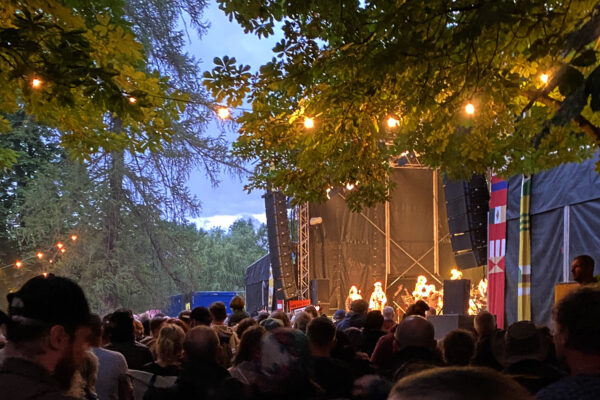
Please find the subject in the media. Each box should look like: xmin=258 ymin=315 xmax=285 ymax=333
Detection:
xmin=0 ymin=0 xmax=186 ymax=168
xmin=205 ymin=0 xmax=600 ymax=210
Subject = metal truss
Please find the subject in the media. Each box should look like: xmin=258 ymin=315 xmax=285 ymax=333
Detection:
xmin=297 ymin=202 xmax=310 ymax=299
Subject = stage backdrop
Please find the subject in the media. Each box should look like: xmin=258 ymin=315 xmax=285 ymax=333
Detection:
xmin=309 ymin=168 xmax=456 ymax=312
xmin=505 ymin=152 xmax=600 ymax=326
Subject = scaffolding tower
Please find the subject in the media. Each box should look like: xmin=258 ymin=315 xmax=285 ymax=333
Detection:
xmin=297 ymin=202 xmax=310 ymax=299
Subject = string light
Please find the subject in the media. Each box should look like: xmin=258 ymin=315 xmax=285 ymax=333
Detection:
xmin=15 ymin=261 xmax=22 ymax=269
xmin=36 ymin=252 xmax=44 ymax=259
xmin=217 ymin=107 xmax=230 ymax=120
xmin=71 ymin=235 xmax=77 ymax=241
xmin=31 ymin=78 xmax=42 ymax=88
xmin=387 ymin=117 xmax=400 ymax=128
xmin=56 ymin=243 xmax=63 ymax=249
xmin=326 ymin=187 xmax=332 ymax=199
xmin=465 ymin=103 xmax=475 ymax=115
xmin=304 ymin=117 xmax=315 ymax=129
xmin=60 ymin=248 xmax=66 ymax=253
xmin=42 ymin=272 xmax=48 ymax=278
xmin=540 ymin=73 xmax=549 ymax=84
xmin=128 ymin=96 xmax=137 ymax=104
xmin=345 ymin=182 xmax=356 ymax=191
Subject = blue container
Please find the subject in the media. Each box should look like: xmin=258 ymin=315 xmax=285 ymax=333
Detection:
xmin=192 ymin=291 xmax=238 ymax=313
xmin=165 ymin=294 xmax=184 ymax=317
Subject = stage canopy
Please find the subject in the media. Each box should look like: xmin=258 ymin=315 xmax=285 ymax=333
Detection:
xmin=244 ymin=254 xmax=271 ymax=314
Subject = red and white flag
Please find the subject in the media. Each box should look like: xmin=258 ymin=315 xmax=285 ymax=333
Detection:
xmin=488 ymin=175 xmax=507 ymax=328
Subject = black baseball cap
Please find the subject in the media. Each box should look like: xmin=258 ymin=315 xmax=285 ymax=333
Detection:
xmin=6 ymin=274 xmax=90 ymax=332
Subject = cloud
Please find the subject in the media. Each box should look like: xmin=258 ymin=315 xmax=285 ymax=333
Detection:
xmin=190 ymin=213 xmax=266 ymax=230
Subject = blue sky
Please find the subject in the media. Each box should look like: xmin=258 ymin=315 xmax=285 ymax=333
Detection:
xmin=186 ymin=1 xmax=281 ymax=230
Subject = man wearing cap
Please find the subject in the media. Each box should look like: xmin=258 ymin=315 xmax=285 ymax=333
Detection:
xmin=0 ymin=274 xmax=92 ymax=400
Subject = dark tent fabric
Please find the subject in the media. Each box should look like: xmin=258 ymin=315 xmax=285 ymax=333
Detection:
xmin=309 ymin=169 xmax=455 ymax=312
xmin=505 ymin=153 xmax=600 ymax=326
xmin=244 ymin=254 xmax=270 ymax=314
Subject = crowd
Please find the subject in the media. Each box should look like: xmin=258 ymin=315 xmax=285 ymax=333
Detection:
xmin=0 ymin=272 xmax=599 ymax=400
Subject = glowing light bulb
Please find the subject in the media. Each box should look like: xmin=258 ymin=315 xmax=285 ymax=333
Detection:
xmin=70 ymin=235 xmax=77 ymax=241
xmin=31 ymin=78 xmax=42 ymax=88
xmin=465 ymin=103 xmax=475 ymax=115
xmin=60 ymin=248 xmax=66 ymax=253
xmin=387 ymin=117 xmax=400 ymax=128
xmin=42 ymin=272 xmax=48 ymax=278
xmin=217 ymin=107 xmax=230 ymax=119
xmin=36 ymin=252 xmax=44 ymax=259
xmin=326 ymin=187 xmax=332 ymax=199
xmin=346 ymin=182 xmax=356 ymax=191
xmin=56 ymin=242 xmax=63 ymax=249
xmin=540 ymin=73 xmax=549 ymax=84
xmin=128 ymin=96 xmax=137 ymax=104
xmin=304 ymin=117 xmax=314 ymax=129
xmin=15 ymin=261 xmax=22 ymax=269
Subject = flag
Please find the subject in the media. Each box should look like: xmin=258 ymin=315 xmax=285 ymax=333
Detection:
xmin=518 ymin=175 xmax=532 ymax=321
xmin=488 ymin=175 xmax=507 ymax=328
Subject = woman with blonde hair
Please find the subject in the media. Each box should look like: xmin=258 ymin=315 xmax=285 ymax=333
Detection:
xmin=141 ymin=324 xmax=185 ymax=376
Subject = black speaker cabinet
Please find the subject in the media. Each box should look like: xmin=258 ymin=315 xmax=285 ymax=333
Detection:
xmin=443 ymin=279 xmax=471 ymax=315
xmin=310 ymin=278 xmax=330 ymax=305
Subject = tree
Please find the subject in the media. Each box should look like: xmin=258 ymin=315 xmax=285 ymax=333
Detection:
xmin=205 ymin=1 xmax=600 ymax=210
xmin=0 ymin=0 xmax=185 ymax=168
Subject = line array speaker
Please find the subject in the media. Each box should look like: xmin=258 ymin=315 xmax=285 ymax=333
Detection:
xmin=264 ymin=190 xmax=297 ymax=299
xmin=310 ymin=278 xmax=330 ymax=306
xmin=444 ymin=175 xmax=489 ymax=269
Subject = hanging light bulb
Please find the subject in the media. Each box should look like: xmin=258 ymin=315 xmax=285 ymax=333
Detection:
xmin=36 ymin=252 xmax=44 ymax=259
xmin=42 ymin=272 xmax=48 ymax=278
xmin=60 ymin=248 xmax=66 ymax=253
xmin=465 ymin=103 xmax=475 ymax=115
xmin=304 ymin=117 xmax=315 ymax=129
xmin=71 ymin=235 xmax=78 ymax=241
xmin=217 ymin=107 xmax=230 ymax=120
xmin=31 ymin=78 xmax=42 ymax=88
xmin=15 ymin=261 xmax=22 ymax=269
xmin=346 ymin=182 xmax=356 ymax=191
xmin=56 ymin=242 xmax=63 ymax=249
xmin=326 ymin=187 xmax=332 ymax=199
xmin=387 ymin=117 xmax=400 ymax=128
xmin=540 ymin=73 xmax=549 ymax=84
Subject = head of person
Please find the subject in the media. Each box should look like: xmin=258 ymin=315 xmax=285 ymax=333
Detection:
xmin=178 ymin=310 xmax=191 ymax=327
xmin=474 ymin=310 xmax=496 ymax=338
xmin=571 ymin=255 xmax=595 ymax=284
xmin=350 ymin=299 xmax=369 ymax=315
xmin=229 ymin=295 xmax=245 ymax=311
xmin=183 ymin=325 xmax=221 ymax=366
xmin=88 ymin=313 xmax=103 ymax=347
xmin=292 ymin=312 xmax=312 ymax=333
xmin=190 ymin=306 xmax=212 ymax=327
xmin=149 ymin=315 xmax=167 ymax=338
xmin=306 ymin=316 xmax=336 ymax=356
xmin=108 ymin=309 xmax=135 ymax=343
xmin=270 ymin=310 xmax=291 ymax=327
xmin=441 ymin=329 xmax=475 ymax=366
xmin=0 ymin=275 xmax=91 ymax=390
xmin=388 ymin=366 xmax=532 ymax=400
xmin=552 ymin=287 xmax=600 ymax=362
xmin=235 ymin=317 xmax=258 ymax=338
xmin=365 ymin=310 xmax=384 ymax=331
xmin=166 ymin=317 xmax=189 ymax=333
xmin=233 ymin=325 xmax=265 ymax=366
xmin=503 ymin=321 xmax=547 ymax=366
xmin=78 ymin=350 xmax=99 ymax=394
xmin=208 ymin=302 xmax=227 ymax=324
xmin=256 ymin=311 xmax=269 ymax=324
xmin=333 ymin=309 xmax=346 ymax=322
xmin=133 ymin=319 xmax=144 ymax=341
xmin=383 ymin=306 xmax=395 ymax=321
xmin=394 ymin=315 xmax=436 ymax=352
xmin=304 ymin=305 xmax=318 ymax=319
xmin=155 ymin=324 xmax=185 ymax=366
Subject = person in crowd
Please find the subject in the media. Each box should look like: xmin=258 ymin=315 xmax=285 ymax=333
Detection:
xmin=76 ymin=350 xmax=100 ymax=400
xmin=140 ymin=315 xmax=167 ymax=356
xmin=292 ymin=311 xmax=312 ymax=333
xmin=105 ymin=309 xmax=153 ymax=370
xmin=440 ymin=329 xmax=475 ymax=366
xmin=389 ymin=315 xmax=442 ymax=380
xmin=166 ymin=318 xmax=188 ymax=334
xmin=306 ymin=316 xmax=354 ymax=398
xmin=471 ymin=310 xmax=504 ymax=370
xmin=234 ymin=317 xmax=257 ymax=339
xmin=537 ymin=287 xmax=600 ymax=399
xmin=144 ymin=326 xmax=243 ymax=400
xmin=403 ymin=300 xmax=429 ymax=319
xmin=88 ymin=313 xmax=132 ymax=400
xmin=141 ymin=324 xmax=184 ymax=377
xmin=388 ymin=366 xmax=533 ymax=400
xmin=0 ymin=275 xmax=92 ymax=400
xmin=177 ymin=310 xmax=191 ymax=329
xmin=570 ymin=254 xmax=599 ymax=285
xmin=353 ymin=374 xmax=392 ymax=400
xmin=259 ymin=317 xmax=284 ymax=331
xmin=189 ymin=306 xmax=212 ymax=328
xmin=227 ymin=296 xmax=250 ymax=327
xmin=270 ymin=310 xmax=291 ymax=327
xmin=255 ymin=311 xmax=269 ymax=324
xmin=256 ymin=328 xmax=314 ymax=399
xmin=337 ymin=299 xmax=369 ymax=331
xmin=133 ymin=320 xmax=145 ymax=342
xmin=382 ymin=306 xmax=396 ymax=332
xmin=363 ymin=310 xmax=386 ymax=357
xmin=502 ymin=321 xmax=563 ymax=395
xmin=209 ymin=302 xmax=239 ymax=368
xmin=229 ymin=325 xmax=265 ymax=386
xmin=333 ymin=309 xmax=346 ymax=327
xmin=304 ymin=305 xmax=319 ymax=319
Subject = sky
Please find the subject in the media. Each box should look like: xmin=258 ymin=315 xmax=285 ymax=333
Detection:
xmin=185 ymin=2 xmax=281 ymax=230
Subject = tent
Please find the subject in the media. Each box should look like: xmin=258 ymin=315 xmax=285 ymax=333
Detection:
xmin=244 ymin=254 xmax=271 ymax=314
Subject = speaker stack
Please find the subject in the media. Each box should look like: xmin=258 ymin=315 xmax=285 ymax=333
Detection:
xmin=310 ymin=278 xmax=330 ymax=312
xmin=264 ymin=190 xmax=297 ymax=300
xmin=443 ymin=175 xmax=489 ymax=269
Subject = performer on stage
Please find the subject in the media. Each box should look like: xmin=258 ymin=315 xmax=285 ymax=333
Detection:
xmin=345 ymin=285 xmax=362 ymax=312
xmin=369 ymin=281 xmax=387 ymax=312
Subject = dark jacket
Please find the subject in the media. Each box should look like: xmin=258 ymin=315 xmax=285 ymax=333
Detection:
xmin=227 ymin=310 xmax=249 ymax=327
xmin=336 ymin=312 xmax=366 ymax=332
xmin=105 ymin=341 xmax=153 ymax=370
xmin=0 ymin=357 xmax=77 ymax=400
